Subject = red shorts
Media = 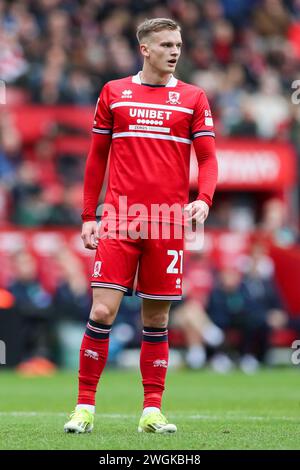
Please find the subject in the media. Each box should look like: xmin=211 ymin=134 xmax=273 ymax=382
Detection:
xmin=90 ymin=221 xmax=184 ymax=300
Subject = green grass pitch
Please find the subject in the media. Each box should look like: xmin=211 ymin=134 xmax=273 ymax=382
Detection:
xmin=0 ymin=368 xmax=299 ymax=450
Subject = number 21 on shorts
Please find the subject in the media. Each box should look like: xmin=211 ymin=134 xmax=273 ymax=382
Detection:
xmin=166 ymin=250 xmax=183 ymax=274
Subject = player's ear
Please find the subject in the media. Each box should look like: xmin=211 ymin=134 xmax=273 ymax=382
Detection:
xmin=140 ymin=43 xmax=150 ymax=58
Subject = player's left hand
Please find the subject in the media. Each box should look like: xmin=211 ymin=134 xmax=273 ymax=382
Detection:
xmin=184 ymin=200 xmax=210 ymax=224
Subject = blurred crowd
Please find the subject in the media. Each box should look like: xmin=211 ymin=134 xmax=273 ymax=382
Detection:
xmin=1 ymin=0 xmax=300 ymax=226
xmin=1 ymin=239 xmax=299 ymax=373
xmin=172 ymin=242 xmax=300 ymax=374
xmin=1 ymin=0 xmax=300 ymax=373
xmin=0 ymin=246 xmax=142 ymax=371
xmin=1 ymin=0 xmax=300 ymax=138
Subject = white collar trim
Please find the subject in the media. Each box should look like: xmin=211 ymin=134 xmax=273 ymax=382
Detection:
xmin=132 ymin=72 xmax=177 ymax=87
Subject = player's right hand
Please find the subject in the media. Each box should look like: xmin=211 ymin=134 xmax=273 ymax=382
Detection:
xmin=81 ymin=221 xmax=100 ymax=250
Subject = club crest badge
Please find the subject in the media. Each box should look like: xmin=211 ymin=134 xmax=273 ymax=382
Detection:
xmin=92 ymin=261 xmax=102 ymax=277
xmin=166 ymin=92 xmax=181 ymax=105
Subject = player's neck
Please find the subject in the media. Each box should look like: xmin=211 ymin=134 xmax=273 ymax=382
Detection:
xmin=140 ymin=68 xmax=172 ymax=86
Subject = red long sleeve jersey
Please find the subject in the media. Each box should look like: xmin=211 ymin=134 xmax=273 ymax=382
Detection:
xmin=82 ymin=72 xmax=217 ymax=224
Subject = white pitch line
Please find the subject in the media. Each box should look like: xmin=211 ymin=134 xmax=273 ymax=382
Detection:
xmin=0 ymin=412 xmax=298 ymax=421
xmin=178 ymin=413 xmax=299 ymax=421
xmin=0 ymin=412 xmax=136 ymax=418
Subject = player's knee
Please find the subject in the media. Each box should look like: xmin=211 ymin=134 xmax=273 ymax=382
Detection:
xmin=90 ymin=302 xmax=115 ymax=324
xmin=144 ymin=311 xmax=169 ymax=328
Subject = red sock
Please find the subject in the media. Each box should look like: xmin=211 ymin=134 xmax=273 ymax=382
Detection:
xmin=78 ymin=320 xmax=111 ymax=406
xmin=140 ymin=327 xmax=169 ymax=410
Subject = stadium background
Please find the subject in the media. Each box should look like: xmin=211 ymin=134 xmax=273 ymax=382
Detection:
xmin=0 ymin=0 xmax=300 ymax=450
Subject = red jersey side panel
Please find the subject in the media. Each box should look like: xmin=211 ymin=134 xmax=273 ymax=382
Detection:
xmin=93 ymin=83 xmax=113 ymax=135
xmin=191 ymin=90 xmax=215 ymax=139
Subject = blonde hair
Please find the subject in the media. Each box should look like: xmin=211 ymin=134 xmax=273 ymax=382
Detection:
xmin=136 ymin=18 xmax=181 ymax=43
